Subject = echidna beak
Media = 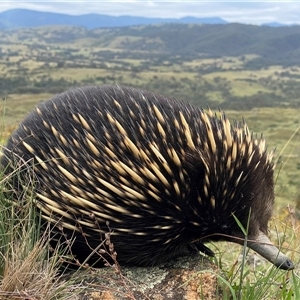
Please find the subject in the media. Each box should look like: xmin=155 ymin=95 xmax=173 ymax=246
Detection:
xmin=247 ymin=231 xmax=294 ymax=270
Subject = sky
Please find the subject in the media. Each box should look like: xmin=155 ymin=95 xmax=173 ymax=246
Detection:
xmin=0 ymin=1 xmax=300 ymax=25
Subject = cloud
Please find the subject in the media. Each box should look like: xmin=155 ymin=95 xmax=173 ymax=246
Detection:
xmin=0 ymin=1 xmax=300 ymax=25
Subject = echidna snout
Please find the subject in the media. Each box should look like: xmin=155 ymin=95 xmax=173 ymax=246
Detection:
xmin=247 ymin=232 xmax=294 ymax=270
xmin=1 ymin=85 xmax=294 ymax=270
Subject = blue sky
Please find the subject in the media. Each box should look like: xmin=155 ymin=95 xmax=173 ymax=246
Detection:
xmin=0 ymin=1 xmax=299 ymax=25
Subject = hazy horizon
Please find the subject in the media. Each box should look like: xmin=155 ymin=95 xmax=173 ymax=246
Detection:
xmin=0 ymin=1 xmax=299 ymax=26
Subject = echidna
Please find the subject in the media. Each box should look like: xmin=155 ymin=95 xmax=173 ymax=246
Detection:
xmin=2 ymin=85 xmax=294 ymax=270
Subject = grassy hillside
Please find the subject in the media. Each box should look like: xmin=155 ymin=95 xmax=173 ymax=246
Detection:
xmin=1 ymin=24 xmax=300 ymax=113
xmin=1 ymin=23 xmax=300 ymax=61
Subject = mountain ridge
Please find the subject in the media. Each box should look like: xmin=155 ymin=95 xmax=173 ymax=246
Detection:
xmin=0 ymin=8 xmax=294 ymax=29
xmin=1 ymin=22 xmax=299 ymax=67
xmin=0 ymin=8 xmax=228 ymax=29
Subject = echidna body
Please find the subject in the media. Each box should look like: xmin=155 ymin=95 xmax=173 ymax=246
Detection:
xmin=2 ymin=85 xmax=293 ymax=270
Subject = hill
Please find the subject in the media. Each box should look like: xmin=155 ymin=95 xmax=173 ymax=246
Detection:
xmin=1 ymin=23 xmax=299 ymax=67
xmin=1 ymin=23 xmax=300 ymax=113
xmin=0 ymin=9 xmax=227 ymax=29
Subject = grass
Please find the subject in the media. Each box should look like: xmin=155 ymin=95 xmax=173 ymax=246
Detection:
xmin=212 ymin=207 xmax=299 ymax=299
xmin=217 ymin=243 xmax=299 ymax=300
xmin=0 ymin=160 xmax=85 ymax=299
xmin=230 ymin=80 xmax=270 ymax=97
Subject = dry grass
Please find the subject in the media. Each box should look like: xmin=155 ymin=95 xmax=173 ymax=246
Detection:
xmin=0 ymin=165 xmax=84 ymax=300
xmin=0 ymin=237 xmax=83 ymax=300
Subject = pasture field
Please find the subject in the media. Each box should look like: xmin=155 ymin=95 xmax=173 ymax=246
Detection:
xmin=1 ymin=26 xmax=300 ymax=111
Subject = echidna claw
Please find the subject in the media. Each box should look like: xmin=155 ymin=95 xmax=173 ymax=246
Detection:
xmin=191 ymin=241 xmax=215 ymax=257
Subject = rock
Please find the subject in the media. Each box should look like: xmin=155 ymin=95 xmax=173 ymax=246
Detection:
xmin=72 ymin=253 xmax=222 ymax=300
